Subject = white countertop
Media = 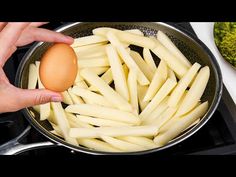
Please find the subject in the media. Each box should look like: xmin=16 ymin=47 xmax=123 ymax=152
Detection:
xmin=190 ymin=22 xmax=236 ymax=105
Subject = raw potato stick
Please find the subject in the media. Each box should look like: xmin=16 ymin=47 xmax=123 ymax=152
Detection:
xmin=32 ymin=105 xmax=40 ymax=113
xmin=127 ymin=70 xmax=139 ymax=114
xmin=122 ymin=43 xmax=130 ymax=48
xmin=76 ymin=45 xmax=106 ymax=58
xmin=50 ymin=129 xmax=62 ymax=138
xmin=118 ymin=136 xmax=158 ymax=149
xmin=89 ymin=67 xmax=113 ymax=92
xmin=115 ymin=32 xmax=156 ymax=49
xmin=61 ymin=91 xmax=73 ymax=105
xmin=35 ymin=63 xmax=43 ymax=89
xmin=140 ymin=79 xmax=177 ymax=120
xmin=68 ymin=88 xmax=84 ymax=104
xmin=66 ymin=114 xmax=120 ymax=152
xmin=75 ymin=66 xmax=110 ymax=76
xmin=74 ymin=80 xmax=88 ymax=88
xmin=77 ymin=44 xmax=129 ymax=59
xmin=151 ymin=106 xmax=178 ymax=128
xmin=71 ymin=35 xmax=107 ymax=47
xmin=78 ymin=57 xmax=110 ymax=68
xmin=89 ymin=64 xmax=127 ymax=92
xmin=77 ymin=138 xmax=121 ymax=152
xmin=143 ymin=60 xmax=168 ymax=101
xmin=69 ymin=120 xmax=90 ymax=128
xmin=51 ymin=124 xmax=120 ymax=152
xmin=35 ymin=61 xmax=50 ymax=121
xmin=74 ymin=81 xmax=94 ymax=104
xmin=80 ymin=68 xmax=133 ymax=112
xmin=76 ymin=115 xmax=132 ymax=127
xmin=35 ymin=61 xmax=42 ymax=87
xmin=143 ymin=48 xmax=156 ymax=72
xmin=73 ymin=43 xmax=106 ymax=53
xmin=158 ymin=91 xmax=191 ymax=132
xmin=40 ymin=106 xmax=50 ymax=121
xmin=154 ymin=101 xmax=208 ymax=146
xmin=157 ymin=30 xmax=192 ymax=68
xmin=159 ymin=102 xmax=200 ymax=133
xmin=106 ymin=44 xmax=129 ymax=100
xmin=167 ymin=68 xmax=177 ymax=82
xmin=125 ymin=29 xmax=144 ymax=36
xmin=49 ymin=117 xmax=118 ymax=153
xmin=168 ymin=62 xmax=201 ymax=107
xmin=183 ymin=118 xmax=201 ymax=132
xmin=137 ymin=84 xmax=149 ymax=111
xmin=69 ymin=125 xmax=159 ymax=138
xmin=35 ymin=62 xmax=41 ymax=86
xmin=74 ymin=46 xmax=107 ymax=61
xmin=71 ymin=86 xmax=112 ymax=107
xmin=47 ymin=109 xmax=57 ymax=124
xmin=151 ymin=39 xmax=188 ymax=78
xmin=106 ymin=32 xmax=150 ymax=85
xmin=93 ymin=27 xmax=144 ymax=37
xmin=101 ymin=136 xmax=146 ymax=152
xmin=65 ymin=104 xmax=140 ymax=125
xmin=74 ymin=71 xmax=83 ymax=83
xmin=50 ymin=123 xmax=63 ymax=137
xmin=123 ymin=64 xmax=129 ymax=79
xmin=51 ymin=102 xmax=78 ymax=146
xmin=79 ymin=52 xmax=106 ymax=60
xmin=28 ymin=63 xmax=38 ymax=89
xmin=130 ymin=50 xmax=154 ymax=81
xmin=89 ymin=67 xmax=109 ymax=75
xmin=175 ymin=66 xmax=210 ymax=117
xmin=66 ymin=113 xmax=93 ymax=128
xmin=188 ymin=73 xmax=197 ymax=88
xmin=92 ymin=27 xmax=123 ymax=36
xmin=142 ymin=96 xmax=169 ymax=124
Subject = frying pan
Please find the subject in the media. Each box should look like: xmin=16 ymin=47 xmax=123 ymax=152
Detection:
xmin=0 ymin=22 xmax=222 ymax=155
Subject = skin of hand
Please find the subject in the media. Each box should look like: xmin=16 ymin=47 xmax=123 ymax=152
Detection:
xmin=0 ymin=22 xmax=74 ymax=113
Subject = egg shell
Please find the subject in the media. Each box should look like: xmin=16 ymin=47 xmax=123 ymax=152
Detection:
xmin=39 ymin=43 xmax=78 ymax=92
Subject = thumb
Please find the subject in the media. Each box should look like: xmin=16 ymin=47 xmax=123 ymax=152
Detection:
xmin=16 ymin=88 xmax=63 ymax=108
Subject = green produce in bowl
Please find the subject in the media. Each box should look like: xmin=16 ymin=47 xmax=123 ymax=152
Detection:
xmin=214 ymin=22 xmax=236 ymax=67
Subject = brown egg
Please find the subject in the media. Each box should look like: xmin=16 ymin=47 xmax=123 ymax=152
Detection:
xmin=39 ymin=43 xmax=78 ymax=92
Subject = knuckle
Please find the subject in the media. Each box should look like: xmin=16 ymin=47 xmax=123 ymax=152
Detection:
xmin=34 ymin=94 xmax=49 ymax=105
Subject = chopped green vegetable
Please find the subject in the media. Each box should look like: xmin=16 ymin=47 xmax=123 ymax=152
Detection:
xmin=214 ymin=22 xmax=236 ymax=67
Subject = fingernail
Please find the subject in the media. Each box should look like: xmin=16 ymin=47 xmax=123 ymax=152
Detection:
xmin=66 ymin=35 xmax=73 ymax=39
xmin=51 ymin=96 xmax=63 ymax=102
xmin=66 ymin=36 xmax=74 ymax=43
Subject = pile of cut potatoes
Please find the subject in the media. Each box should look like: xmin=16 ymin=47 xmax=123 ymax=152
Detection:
xmin=28 ymin=27 xmax=210 ymax=152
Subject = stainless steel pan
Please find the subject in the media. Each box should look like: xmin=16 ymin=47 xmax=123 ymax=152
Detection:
xmin=0 ymin=22 xmax=223 ymax=155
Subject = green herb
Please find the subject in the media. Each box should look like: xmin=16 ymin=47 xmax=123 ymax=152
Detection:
xmin=214 ymin=22 xmax=236 ymax=67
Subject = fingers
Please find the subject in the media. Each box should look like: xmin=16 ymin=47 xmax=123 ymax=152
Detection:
xmin=30 ymin=22 xmax=49 ymax=27
xmin=29 ymin=27 xmax=74 ymax=44
xmin=15 ymin=88 xmax=63 ymax=109
xmin=0 ymin=68 xmax=10 ymax=84
xmin=0 ymin=22 xmax=30 ymax=67
xmin=0 ymin=22 xmax=7 ymax=31
xmin=0 ymin=83 xmax=63 ymax=113
xmin=16 ymin=26 xmax=74 ymax=47
xmin=5 ymin=46 xmax=17 ymax=60
xmin=0 ymin=22 xmax=29 ymax=46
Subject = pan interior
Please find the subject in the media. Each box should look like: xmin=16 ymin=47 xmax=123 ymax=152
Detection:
xmin=18 ymin=22 xmax=220 ymax=154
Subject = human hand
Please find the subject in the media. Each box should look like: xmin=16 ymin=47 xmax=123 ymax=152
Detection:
xmin=0 ymin=22 xmax=73 ymax=113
